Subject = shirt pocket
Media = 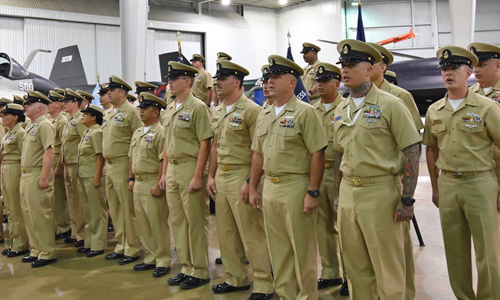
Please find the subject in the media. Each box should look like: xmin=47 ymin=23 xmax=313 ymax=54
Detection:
xmin=27 ymin=135 xmax=37 ymax=142
xmin=174 ymin=120 xmax=191 ymax=138
xmin=276 ymin=126 xmax=297 ymax=151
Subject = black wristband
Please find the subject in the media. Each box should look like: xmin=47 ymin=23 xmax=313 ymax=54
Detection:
xmin=127 ymin=177 xmax=135 ymax=182
xmin=246 ymin=177 xmax=250 ymax=184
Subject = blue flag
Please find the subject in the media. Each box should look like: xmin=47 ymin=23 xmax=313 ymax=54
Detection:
xmin=356 ymin=3 xmax=366 ymax=42
xmin=91 ymin=82 xmax=102 ymax=107
xmin=286 ymin=46 xmax=309 ymax=103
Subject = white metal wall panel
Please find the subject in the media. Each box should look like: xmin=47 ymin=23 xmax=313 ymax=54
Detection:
xmin=145 ymin=29 xmax=156 ymax=82
xmin=24 ymin=18 xmax=97 ymax=84
xmin=95 ymin=24 xmax=121 ymax=83
xmin=0 ymin=16 xmax=24 ymax=63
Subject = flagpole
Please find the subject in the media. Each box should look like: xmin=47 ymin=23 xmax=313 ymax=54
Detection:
xmin=287 ymin=30 xmax=291 ymax=48
xmin=177 ymin=31 xmax=183 ymax=63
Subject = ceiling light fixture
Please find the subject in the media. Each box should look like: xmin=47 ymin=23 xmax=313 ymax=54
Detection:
xmin=279 ymin=0 xmax=288 ymax=5
xmin=222 ymin=0 xmax=230 ymax=5
xmin=351 ymin=0 xmax=359 ymax=6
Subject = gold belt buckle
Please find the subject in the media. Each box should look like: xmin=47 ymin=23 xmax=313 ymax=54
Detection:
xmin=325 ymin=163 xmax=331 ymax=168
xmin=353 ymin=178 xmax=362 ymax=186
xmin=221 ymin=165 xmax=228 ymax=171
xmin=169 ymin=159 xmax=177 ymax=164
xmin=21 ymin=167 xmax=26 ymax=173
xmin=451 ymin=172 xmax=463 ymax=178
xmin=271 ymin=176 xmax=281 ymax=183
xmin=136 ymin=175 xmax=142 ymax=181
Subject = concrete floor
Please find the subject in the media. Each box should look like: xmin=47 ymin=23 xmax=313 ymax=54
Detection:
xmin=0 ymin=162 xmax=476 ymax=300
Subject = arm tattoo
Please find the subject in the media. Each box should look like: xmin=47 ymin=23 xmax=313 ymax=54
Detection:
xmin=350 ymin=81 xmax=372 ymax=98
xmin=402 ymin=143 xmax=420 ymax=198
xmin=333 ymin=151 xmax=343 ymax=199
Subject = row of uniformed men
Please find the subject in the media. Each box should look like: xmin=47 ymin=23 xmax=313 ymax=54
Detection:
xmin=2 ymin=38 xmax=500 ymax=300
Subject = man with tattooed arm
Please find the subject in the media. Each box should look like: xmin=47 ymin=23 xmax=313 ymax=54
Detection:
xmin=332 ymin=40 xmax=421 ymax=300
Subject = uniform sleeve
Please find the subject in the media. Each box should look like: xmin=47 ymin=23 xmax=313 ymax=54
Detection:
xmin=251 ymin=112 xmax=265 ymax=153
xmin=388 ymin=100 xmax=422 ymax=150
xmin=301 ymin=107 xmax=328 ymax=154
xmin=129 ymin=107 xmax=142 ymax=133
xmin=422 ymin=111 xmax=437 ymax=146
xmin=39 ymin=122 xmax=55 ymax=150
xmin=194 ymin=105 xmax=213 ymax=141
xmin=128 ymin=130 xmax=139 ymax=158
xmin=155 ymin=128 xmax=165 ymax=161
xmin=246 ymin=104 xmax=261 ymax=142
xmin=398 ymin=91 xmax=424 ymax=131
xmin=484 ymin=102 xmax=500 ymax=148
xmin=91 ymin=130 xmax=103 ymax=154
xmin=204 ymin=71 xmax=213 ymax=90
xmin=57 ymin=120 xmax=65 ymax=139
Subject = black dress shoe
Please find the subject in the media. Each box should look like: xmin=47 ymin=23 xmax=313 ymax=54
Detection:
xmin=179 ymin=276 xmax=210 ymax=289
xmin=153 ymin=266 xmax=170 ymax=277
xmin=77 ymin=247 xmax=90 ymax=254
xmin=74 ymin=240 xmax=85 ymax=248
xmin=87 ymin=250 xmax=104 ymax=257
xmin=168 ymin=273 xmax=189 ymax=285
xmin=64 ymin=237 xmax=76 ymax=244
xmin=340 ymin=281 xmax=349 ymax=296
xmin=318 ymin=278 xmax=343 ymax=289
xmin=133 ymin=263 xmax=156 ymax=271
xmin=212 ymin=282 xmax=250 ymax=294
xmin=21 ymin=255 xmax=37 ymax=263
xmin=7 ymin=249 xmax=29 ymax=258
xmin=215 ymin=257 xmax=223 ymax=264
xmin=32 ymin=258 xmax=57 ymax=268
xmin=119 ymin=255 xmax=140 ymax=265
xmin=1 ymin=248 xmax=11 ymax=255
xmin=55 ymin=230 xmax=71 ymax=240
xmin=105 ymin=252 xmax=124 ymax=260
xmin=108 ymin=224 xmax=114 ymax=232
xmin=248 ymin=292 xmax=275 ymax=300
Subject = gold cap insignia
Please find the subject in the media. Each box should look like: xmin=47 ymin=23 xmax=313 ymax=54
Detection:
xmin=342 ymin=45 xmax=349 ymax=54
xmin=217 ymin=63 xmax=221 ymax=70
xmin=319 ymin=66 xmax=324 ymax=73
xmin=443 ymin=50 xmax=450 ymax=59
xmin=269 ymin=58 xmax=275 ymax=66
xmin=168 ymin=65 xmax=172 ymax=72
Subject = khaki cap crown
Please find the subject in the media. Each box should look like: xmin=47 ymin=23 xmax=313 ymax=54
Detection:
xmin=367 ymin=42 xmax=394 ymax=65
xmin=76 ymin=90 xmax=94 ymax=101
xmin=468 ymin=42 xmax=500 ymax=62
xmin=48 ymin=90 xmax=64 ymax=102
xmin=190 ymin=54 xmax=206 ymax=64
xmin=268 ymin=55 xmax=304 ymax=77
xmin=314 ymin=62 xmax=342 ymax=81
xmin=214 ymin=60 xmax=249 ymax=78
xmin=26 ymin=90 xmax=52 ymax=105
xmin=64 ymin=88 xmax=85 ymax=102
xmin=135 ymin=81 xmax=158 ymax=95
xmin=167 ymin=61 xmax=199 ymax=79
xmin=436 ymin=46 xmax=478 ymax=68
xmin=108 ymin=75 xmax=133 ymax=92
xmin=139 ymin=93 xmax=167 ymax=109
xmin=337 ymin=39 xmax=383 ymax=65
xmin=301 ymin=42 xmax=321 ymax=53
xmin=217 ymin=52 xmax=232 ymax=61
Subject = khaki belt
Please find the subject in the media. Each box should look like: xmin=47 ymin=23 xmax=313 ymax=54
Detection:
xmin=106 ymin=157 xmax=129 ymax=164
xmin=343 ymin=174 xmax=397 ymax=187
xmin=2 ymin=161 xmax=20 ymax=165
xmin=135 ymin=173 xmax=157 ymax=182
xmin=265 ymin=173 xmax=308 ymax=184
xmin=21 ymin=166 xmax=42 ymax=173
xmin=168 ymin=157 xmax=196 ymax=165
xmin=218 ymin=164 xmax=250 ymax=171
xmin=442 ymin=170 xmax=488 ymax=178
xmin=324 ymin=162 xmax=333 ymax=169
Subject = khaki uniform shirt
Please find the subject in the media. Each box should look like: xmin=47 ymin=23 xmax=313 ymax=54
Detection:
xmin=50 ymin=113 xmax=68 ymax=157
xmin=192 ymin=68 xmax=213 ymax=101
xmin=77 ymin=124 xmax=103 ymax=178
xmin=379 ymin=79 xmax=424 ymax=131
xmin=129 ymin=122 xmax=165 ymax=175
xmin=21 ymin=115 xmax=55 ymax=168
xmin=102 ymin=101 xmax=142 ymax=160
xmin=423 ymin=91 xmax=500 ymax=172
xmin=252 ymin=95 xmax=327 ymax=176
xmin=470 ymin=77 xmax=500 ymax=165
xmin=103 ymin=106 xmax=113 ymax=126
xmin=302 ymin=59 xmax=321 ymax=100
xmin=212 ymin=94 xmax=261 ymax=165
xmin=21 ymin=116 xmax=31 ymax=129
xmin=262 ymin=100 xmax=269 ymax=110
xmin=313 ymin=93 xmax=345 ymax=162
xmin=61 ymin=111 xmax=86 ymax=164
xmin=333 ymin=85 xmax=422 ymax=177
xmin=1 ymin=123 xmax=25 ymax=162
xmin=162 ymin=93 xmax=213 ymax=159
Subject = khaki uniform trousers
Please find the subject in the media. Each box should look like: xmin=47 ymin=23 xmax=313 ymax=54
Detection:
xmin=105 ymin=158 xmax=140 ymax=257
xmin=215 ymin=165 xmax=274 ymax=293
xmin=263 ymin=174 xmax=318 ymax=300
xmin=64 ymin=163 xmax=85 ymax=240
xmin=20 ymin=168 xmax=56 ymax=260
xmin=438 ymin=170 xmax=500 ymax=300
xmin=134 ymin=175 xmax=171 ymax=268
xmin=317 ymin=166 xmax=344 ymax=280
xmin=52 ymin=158 xmax=70 ymax=234
xmin=77 ymin=176 xmax=108 ymax=251
xmin=1 ymin=163 xmax=28 ymax=252
xmin=494 ymin=167 xmax=500 ymax=188
xmin=166 ymin=159 xmax=209 ymax=279
xmin=338 ymin=175 xmax=405 ymax=300
xmin=404 ymin=217 xmax=415 ymax=300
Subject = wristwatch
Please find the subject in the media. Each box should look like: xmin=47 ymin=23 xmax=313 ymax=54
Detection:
xmin=307 ymin=189 xmax=320 ymax=198
xmin=246 ymin=177 xmax=250 ymax=184
xmin=401 ymin=196 xmax=415 ymax=206
xmin=127 ymin=177 xmax=135 ymax=182
xmin=308 ymin=89 xmax=313 ymax=95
